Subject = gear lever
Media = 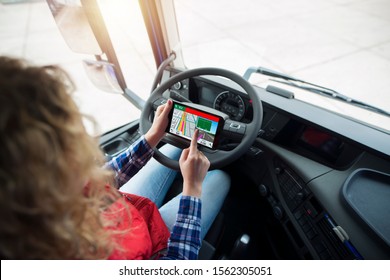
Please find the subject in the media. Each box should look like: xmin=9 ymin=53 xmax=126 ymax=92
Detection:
xmin=229 ymin=234 xmax=250 ymax=259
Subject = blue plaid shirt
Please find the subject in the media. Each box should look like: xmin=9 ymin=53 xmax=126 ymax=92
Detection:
xmin=106 ymin=136 xmax=202 ymax=260
xmin=161 ymin=196 xmax=202 ymax=260
xmin=106 ymin=136 xmax=154 ymax=188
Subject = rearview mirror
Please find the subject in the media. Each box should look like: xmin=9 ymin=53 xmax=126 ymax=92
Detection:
xmin=82 ymin=59 xmax=123 ymax=93
xmin=47 ymin=0 xmax=102 ymax=55
xmin=47 ymin=0 xmax=146 ymax=109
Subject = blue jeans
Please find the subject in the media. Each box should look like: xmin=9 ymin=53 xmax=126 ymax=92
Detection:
xmin=119 ymin=144 xmax=230 ymax=240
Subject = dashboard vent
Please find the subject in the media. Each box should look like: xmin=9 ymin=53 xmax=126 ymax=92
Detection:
xmin=275 ymin=159 xmax=308 ymax=211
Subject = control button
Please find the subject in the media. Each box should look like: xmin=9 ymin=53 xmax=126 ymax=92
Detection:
xmin=230 ymin=123 xmax=241 ymax=129
xmin=173 ymin=81 xmax=182 ymax=90
xmin=304 ymin=202 xmax=318 ymax=218
xmin=229 ymin=122 xmax=246 ymax=135
xmin=258 ymin=184 xmax=269 ymax=197
xmin=272 ymin=205 xmax=284 ymax=220
xmin=275 ymin=167 xmax=282 ymax=175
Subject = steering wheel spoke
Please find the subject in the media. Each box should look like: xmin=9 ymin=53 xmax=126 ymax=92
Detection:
xmin=222 ymin=119 xmax=247 ymax=141
xmin=152 ymin=97 xmax=168 ymax=110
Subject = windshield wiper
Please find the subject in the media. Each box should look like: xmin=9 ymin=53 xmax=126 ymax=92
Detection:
xmin=243 ymin=66 xmax=390 ymax=117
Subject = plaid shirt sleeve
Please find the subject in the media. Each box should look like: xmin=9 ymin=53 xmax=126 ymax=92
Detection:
xmin=161 ymin=196 xmax=202 ymax=260
xmin=105 ymin=135 xmax=154 ymax=188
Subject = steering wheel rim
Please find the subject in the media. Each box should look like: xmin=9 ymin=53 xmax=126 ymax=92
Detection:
xmin=140 ymin=67 xmax=263 ymax=170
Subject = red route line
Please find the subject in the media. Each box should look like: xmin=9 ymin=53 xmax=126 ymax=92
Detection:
xmin=185 ymin=107 xmax=219 ymax=122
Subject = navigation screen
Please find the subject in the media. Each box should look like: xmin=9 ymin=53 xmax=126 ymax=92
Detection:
xmin=168 ymin=102 xmax=222 ymax=149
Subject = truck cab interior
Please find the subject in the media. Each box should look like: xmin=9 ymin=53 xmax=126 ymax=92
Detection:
xmin=42 ymin=0 xmax=390 ymax=260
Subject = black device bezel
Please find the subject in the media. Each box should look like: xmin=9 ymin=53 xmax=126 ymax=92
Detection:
xmin=166 ymin=101 xmax=224 ymax=150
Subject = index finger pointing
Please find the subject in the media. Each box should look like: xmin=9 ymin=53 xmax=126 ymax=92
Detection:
xmin=190 ymin=129 xmax=199 ymax=153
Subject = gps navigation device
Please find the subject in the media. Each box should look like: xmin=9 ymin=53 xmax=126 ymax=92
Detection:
xmin=167 ymin=101 xmax=224 ymax=149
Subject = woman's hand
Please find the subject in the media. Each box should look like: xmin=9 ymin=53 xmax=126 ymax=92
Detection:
xmin=145 ymin=99 xmax=173 ymax=148
xmin=180 ymin=129 xmax=210 ymax=198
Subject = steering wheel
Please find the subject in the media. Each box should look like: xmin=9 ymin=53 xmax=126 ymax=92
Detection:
xmin=140 ymin=67 xmax=263 ymax=170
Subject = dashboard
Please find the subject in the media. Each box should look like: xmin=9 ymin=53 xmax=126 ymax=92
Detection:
xmin=170 ymin=75 xmax=254 ymax=123
xmin=165 ymin=68 xmax=390 ymax=259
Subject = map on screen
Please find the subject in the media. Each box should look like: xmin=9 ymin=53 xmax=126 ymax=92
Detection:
xmin=169 ymin=103 xmax=220 ymax=149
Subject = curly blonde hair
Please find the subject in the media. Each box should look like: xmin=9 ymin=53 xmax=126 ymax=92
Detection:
xmin=0 ymin=56 xmax=122 ymax=259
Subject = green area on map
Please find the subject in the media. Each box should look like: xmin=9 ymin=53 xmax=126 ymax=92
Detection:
xmin=197 ymin=117 xmax=212 ymax=132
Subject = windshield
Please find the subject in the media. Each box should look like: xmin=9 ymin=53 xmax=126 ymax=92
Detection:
xmin=2 ymin=0 xmax=390 ymax=133
xmin=174 ymin=0 xmax=390 ymax=132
